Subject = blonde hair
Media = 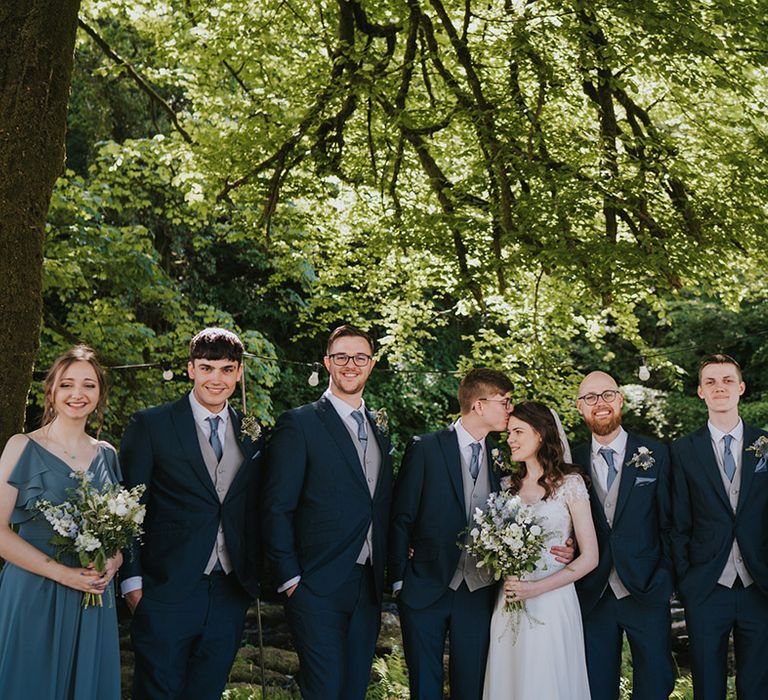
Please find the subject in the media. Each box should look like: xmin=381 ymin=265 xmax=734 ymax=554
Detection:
xmin=42 ymin=345 xmax=107 ymax=433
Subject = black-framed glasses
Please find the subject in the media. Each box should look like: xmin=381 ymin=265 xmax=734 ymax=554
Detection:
xmin=327 ymin=353 xmax=373 ymax=367
xmin=577 ymin=390 xmax=620 ymax=405
xmin=478 ymin=397 xmax=513 ymax=409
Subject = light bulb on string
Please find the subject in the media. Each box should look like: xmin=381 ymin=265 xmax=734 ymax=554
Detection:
xmin=638 ymin=357 xmax=650 ymax=382
xmin=162 ymin=369 xmax=174 ymax=381
xmin=308 ymin=363 xmax=321 ymax=387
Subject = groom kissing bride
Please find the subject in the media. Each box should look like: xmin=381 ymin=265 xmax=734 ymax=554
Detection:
xmin=389 ymin=369 xmax=589 ymax=700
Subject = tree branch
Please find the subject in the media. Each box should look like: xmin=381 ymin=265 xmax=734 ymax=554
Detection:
xmin=78 ymin=18 xmax=193 ymax=144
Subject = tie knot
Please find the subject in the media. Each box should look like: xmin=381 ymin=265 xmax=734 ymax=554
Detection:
xmin=207 ymin=415 xmax=221 ymax=431
xmin=598 ymin=446 xmax=614 ymax=460
xmin=471 ymin=442 xmax=482 ymax=459
xmin=723 ymin=434 xmax=733 ymax=450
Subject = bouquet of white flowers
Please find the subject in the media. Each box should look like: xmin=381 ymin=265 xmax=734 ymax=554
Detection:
xmin=36 ymin=470 xmax=146 ymax=608
xmin=465 ymin=490 xmax=549 ymax=616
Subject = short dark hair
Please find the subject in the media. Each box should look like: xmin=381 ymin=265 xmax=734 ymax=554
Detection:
xmin=189 ymin=328 xmax=244 ymax=363
xmin=698 ymin=353 xmax=742 ymax=383
xmin=326 ymin=324 xmax=374 ymax=355
xmin=458 ymin=368 xmax=514 ymax=414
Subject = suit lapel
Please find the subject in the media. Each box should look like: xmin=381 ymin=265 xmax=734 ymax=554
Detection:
xmin=170 ymin=397 xmax=219 ymax=500
xmin=366 ymin=407 xmax=390 ymax=493
xmin=224 ymin=406 xmax=256 ymax=499
xmin=315 ymin=397 xmax=369 ymax=492
xmin=483 ymin=438 xmax=501 ymax=492
xmin=737 ymin=424 xmax=759 ymax=514
xmin=574 ymin=443 xmax=610 ymax=532
xmin=437 ymin=426 xmax=465 ymax=508
xmin=692 ymin=426 xmax=731 ymax=512
xmin=612 ymin=433 xmax=638 ymax=525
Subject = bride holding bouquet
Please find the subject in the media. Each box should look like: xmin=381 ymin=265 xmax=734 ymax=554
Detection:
xmin=480 ymin=401 xmax=598 ymax=699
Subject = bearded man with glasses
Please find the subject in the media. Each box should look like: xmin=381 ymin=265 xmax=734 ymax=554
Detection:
xmin=572 ymin=371 xmax=675 ymax=700
xmin=261 ymin=324 xmax=393 ymax=700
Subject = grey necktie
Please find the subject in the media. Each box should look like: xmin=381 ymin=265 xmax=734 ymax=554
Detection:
xmin=599 ymin=447 xmax=618 ymax=491
xmin=206 ymin=415 xmax=223 ymax=461
xmin=469 ymin=442 xmax=482 ymax=481
xmin=351 ymin=410 xmax=368 ymax=453
xmin=723 ymin=434 xmax=737 ymax=482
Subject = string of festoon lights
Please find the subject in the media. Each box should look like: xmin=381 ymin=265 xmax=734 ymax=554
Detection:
xmin=40 ymin=326 xmax=768 ymax=390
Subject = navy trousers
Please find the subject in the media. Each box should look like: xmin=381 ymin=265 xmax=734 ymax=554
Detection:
xmin=285 ymin=563 xmax=380 ymax=700
xmin=398 ymin=582 xmax=496 ymax=700
xmin=685 ymin=582 xmax=768 ymax=700
xmin=130 ymin=572 xmax=251 ymax=700
xmin=583 ymin=589 xmax=674 ymax=700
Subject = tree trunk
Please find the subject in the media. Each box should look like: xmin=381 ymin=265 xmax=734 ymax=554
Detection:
xmin=0 ymin=0 xmax=81 ymax=447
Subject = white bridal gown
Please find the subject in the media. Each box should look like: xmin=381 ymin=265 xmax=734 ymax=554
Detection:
xmin=482 ymin=474 xmax=592 ymax=700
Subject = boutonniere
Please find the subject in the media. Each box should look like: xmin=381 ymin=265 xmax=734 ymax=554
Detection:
xmin=373 ymin=408 xmax=389 ymax=436
xmin=490 ymin=447 xmax=513 ymax=473
xmin=628 ymin=446 xmax=655 ymax=471
xmin=747 ymin=436 xmax=768 ymax=470
xmin=239 ymin=414 xmax=262 ymax=442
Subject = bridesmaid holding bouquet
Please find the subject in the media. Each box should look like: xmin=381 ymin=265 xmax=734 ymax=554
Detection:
xmin=0 ymin=345 xmax=121 ymax=700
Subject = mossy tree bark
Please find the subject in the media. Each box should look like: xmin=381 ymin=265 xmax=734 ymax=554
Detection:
xmin=0 ymin=0 xmax=81 ymax=446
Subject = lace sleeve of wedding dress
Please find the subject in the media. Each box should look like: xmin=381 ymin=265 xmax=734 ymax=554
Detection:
xmin=562 ymin=473 xmax=590 ymax=504
xmin=549 ymin=407 xmax=572 ymax=462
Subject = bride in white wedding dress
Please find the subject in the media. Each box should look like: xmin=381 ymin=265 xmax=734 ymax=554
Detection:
xmin=483 ymin=401 xmax=598 ymax=700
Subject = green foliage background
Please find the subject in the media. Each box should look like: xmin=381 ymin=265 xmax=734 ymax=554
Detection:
xmin=34 ymin=0 xmax=768 ymax=447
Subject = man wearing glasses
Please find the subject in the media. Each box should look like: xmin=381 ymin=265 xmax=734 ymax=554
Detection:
xmin=390 ymin=369 xmax=531 ymax=699
xmin=261 ymin=324 xmax=393 ymax=700
xmin=573 ymin=371 xmax=674 ymax=700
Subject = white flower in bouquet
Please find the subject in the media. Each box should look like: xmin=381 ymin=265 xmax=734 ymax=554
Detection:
xmin=37 ymin=470 xmax=146 ymax=608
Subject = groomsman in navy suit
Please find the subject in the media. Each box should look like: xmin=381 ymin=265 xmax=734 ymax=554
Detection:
xmin=573 ymin=370 xmax=674 ymax=700
xmin=671 ymin=355 xmax=768 ymax=700
xmin=262 ymin=324 xmax=393 ymax=700
xmin=120 ymin=328 xmax=263 ymax=700
xmin=389 ymin=369 xmax=573 ymax=700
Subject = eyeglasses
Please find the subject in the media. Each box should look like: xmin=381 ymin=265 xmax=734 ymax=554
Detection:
xmin=327 ymin=353 xmax=373 ymax=367
xmin=577 ymin=390 xmax=620 ymax=405
xmin=478 ymin=397 xmax=513 ymax=409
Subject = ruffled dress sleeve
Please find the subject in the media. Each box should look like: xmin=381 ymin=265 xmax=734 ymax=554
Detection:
xmin=6 ymin=440 xmax=50 ymax=525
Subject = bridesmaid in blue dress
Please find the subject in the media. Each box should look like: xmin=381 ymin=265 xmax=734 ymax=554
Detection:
xmin=0 ymin=345 xmax=121 ymax=699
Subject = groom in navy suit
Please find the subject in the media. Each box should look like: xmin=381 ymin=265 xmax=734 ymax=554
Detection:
xmin=120 ymin=328 xmax=262 ymax=700
xmin=573 ymin=370 xmax=674 ymax=700
xmin=390 ymin=369 xmax=573 ymax=700
xmin=671 ymin=355 xmax=768 ymax=700
xmin=261 ymin=324 xmax=393 ymax=700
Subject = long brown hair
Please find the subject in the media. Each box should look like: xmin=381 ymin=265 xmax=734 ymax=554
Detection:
xmin=507 ymin=401 xmax=584 ymax=499
xmin=42 ymin=345 xmax=107 ymax=433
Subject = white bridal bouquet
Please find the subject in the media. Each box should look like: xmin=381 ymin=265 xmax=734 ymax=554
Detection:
xmin=465 ymin=490 xmax=548 ymax=616
xmin=36 ymin=471 xmax=146 ymax=608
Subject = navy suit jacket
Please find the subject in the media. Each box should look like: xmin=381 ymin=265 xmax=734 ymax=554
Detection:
xmin=119 ymin=397 xmax=262 ymax=602
xmin=261 ymin=396 xmax=394 ymax=599
xmin=573 ymin=433 xmax=674 ymax=615
xmin=671 ymin=422 xmax=768 ymax=606
xmin=388 ymin=426 xmax=501 ymax=610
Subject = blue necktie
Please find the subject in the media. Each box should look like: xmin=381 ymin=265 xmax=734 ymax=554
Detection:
xmin=206 ymin=415 xmax=223 ymax=461
xmin=599 ymin=447 xmax=618 ymax=491
xmin=469 ymin=442 xmax=481 ymax=481
xmin=723 ymin=434 xmax=736 ymax=482
xmin=351 ymin=410 xmax=368 ymax=454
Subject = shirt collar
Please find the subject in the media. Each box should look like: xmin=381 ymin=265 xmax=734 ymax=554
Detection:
xmin=708 ymin=418 xmax=743 ymax=444
xmin=591 ymin=426 xmax=628 ymax=457
xmin=323 ymin=388 xmax=366 ymax=420
xmin=454 ymin=418 xmax=482 ymax=450
xmin=188 ymin=390 xmax=230 ymax=426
